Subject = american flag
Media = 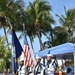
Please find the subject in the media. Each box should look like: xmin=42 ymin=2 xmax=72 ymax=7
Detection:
xmin=23 ymin=32 xmax=34 ymax=67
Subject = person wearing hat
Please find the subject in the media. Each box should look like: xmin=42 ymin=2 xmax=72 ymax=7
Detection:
xmin=33 ymin=56 xmax=47 ymax=75
xmin=18 ymin=59 xmax=26 ymax=75
xmin=46 ymin=54 xmax=56 ymax=75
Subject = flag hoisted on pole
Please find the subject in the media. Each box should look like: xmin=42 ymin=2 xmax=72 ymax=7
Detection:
xmin=11 ymin=28 xmax=23 ymax=74
xmin=23 ymin=25 xmax=34 ymax=67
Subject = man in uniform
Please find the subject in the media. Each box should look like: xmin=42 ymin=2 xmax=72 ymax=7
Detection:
xmin=46 ymin=54 xmax=56 ymax=75
xmin=18 ymin=59 xmax=26 ymax=75
xmin=26 ymin=66 xmax=34 ymax=75
xmin=34 ymin=56 xmax=46 ymax=75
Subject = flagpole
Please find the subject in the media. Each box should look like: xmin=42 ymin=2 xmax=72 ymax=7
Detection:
xmin=4 ymin=16 xmax=13 ymax=33
xmin=7 ymin=22 xmax=16 ymax=75
xmin=5 ymin=18 xmax=21 ymax=75
xmin=23 ymin=23 xmax=26 ymax=36
xmin=23 ymin=23 xmax=36 ymax=64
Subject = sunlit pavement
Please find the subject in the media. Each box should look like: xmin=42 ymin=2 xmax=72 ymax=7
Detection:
xmin=0 ymin=73 xmax=13 ymax=75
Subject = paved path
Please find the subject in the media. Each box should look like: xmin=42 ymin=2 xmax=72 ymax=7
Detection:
xmin=0 ymin=73 xmax=13 ymax=75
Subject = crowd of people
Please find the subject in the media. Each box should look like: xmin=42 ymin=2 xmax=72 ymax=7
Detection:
xmin=17 ymin=54 xmax=74 ymax=75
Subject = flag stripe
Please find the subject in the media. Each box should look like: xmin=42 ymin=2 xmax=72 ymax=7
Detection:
xmin=23 ymin=37 xmax=34 ymax=67
xmin=22 ymin=31 xmax=34 ymax=67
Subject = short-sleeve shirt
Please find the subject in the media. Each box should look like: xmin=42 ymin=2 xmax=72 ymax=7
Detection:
xmin=18 ymin=65 xmax=26 ymax=75
xmin=63 ymin=65 xmax=74 ymax=75
xmin=34 ymin=63 xmax=46 ymax=75
xmin=46 ymin=60 xmax=56 ymax=75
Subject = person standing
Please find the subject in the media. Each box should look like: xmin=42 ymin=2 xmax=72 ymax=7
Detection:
xmin=46 ymin=54 xmax=56 ymax=75
xmin=63 ymin=61 xmax=74 ymax=75
xmin=25 ymin=66 xmax=34 ymax=75
xmin=34 ymin=56 xmax=46 ymax=75
xmin=18 ymin=59 xmax=26 ymax=75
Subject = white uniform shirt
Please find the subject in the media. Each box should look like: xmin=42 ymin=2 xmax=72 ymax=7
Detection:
xmin=27 ymin=66 xmax=34 ymax=75
xmin=46 ymin=60 xmax=56 ymax=75
xmin=18 ymin=65 xmax=26 ymax=75
xmin=63 ymin=65 xmax=74 ymax=75
xmin=34 ymin=63 xmax=46 ymax=75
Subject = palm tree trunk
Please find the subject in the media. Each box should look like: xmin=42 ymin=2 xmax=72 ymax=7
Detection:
xmin=3 ymin=25 xmax=9 ymax=49
xmin=29 ymin=38 xmax=36 ymax=65
xmin=30 ymin=38 xmax=35 ymax=53
xmin=37 ymin=31 xmax=44 ymax=50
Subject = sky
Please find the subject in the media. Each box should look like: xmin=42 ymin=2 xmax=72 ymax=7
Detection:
xmin=0 ymin=0 xmax=75 ymax=54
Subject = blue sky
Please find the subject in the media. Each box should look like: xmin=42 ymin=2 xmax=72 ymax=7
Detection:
xmin=0 ymin=0 xmax=75 ymax=54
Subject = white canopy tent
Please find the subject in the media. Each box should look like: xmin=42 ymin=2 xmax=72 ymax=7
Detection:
xmin=35 ymin=43 xmax=75 ymax=72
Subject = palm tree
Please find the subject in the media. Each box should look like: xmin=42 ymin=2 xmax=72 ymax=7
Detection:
xmin=56 ymin=7 xmax=75 ymax=41
xmin=0 ymin=0 xmax=24 ymax=47
xmin=43 ymin=26 xmax=68 ymax=48
xmin=25 ymin=0 xmax=55 ymax=50
xmin=53 ymin=26 xmax=68 ymax=45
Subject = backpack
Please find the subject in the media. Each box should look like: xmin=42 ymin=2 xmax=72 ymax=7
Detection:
xmin=67 ymin=68 xmax=71 ymax=73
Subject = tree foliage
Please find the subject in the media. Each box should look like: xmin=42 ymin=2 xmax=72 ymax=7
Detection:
xmin=0 ymin=36 xmax=11 ymax=72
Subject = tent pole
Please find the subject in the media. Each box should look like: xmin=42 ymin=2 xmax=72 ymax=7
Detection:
xmin=73 ymin=52 xmax=75 ymax=74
